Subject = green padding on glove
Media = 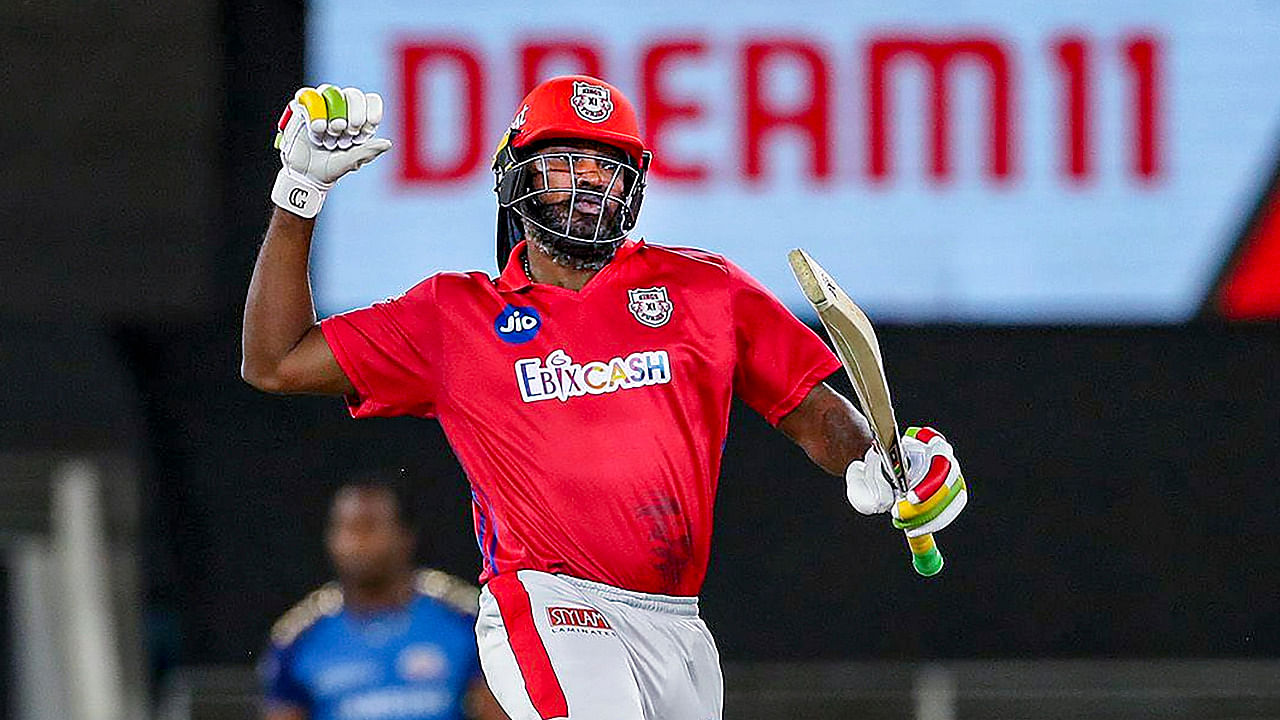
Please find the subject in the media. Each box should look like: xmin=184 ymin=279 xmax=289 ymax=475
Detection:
xmin=892 ymin=476 xmax=967 ymax=530
xmin=322 ymin=85 xmax=347 ymax=119
xmin=912 ymin=546 xmax=944 ymax=576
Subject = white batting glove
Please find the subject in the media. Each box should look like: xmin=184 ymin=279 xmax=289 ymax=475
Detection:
xmin=845 ymin=427 xmax=968 ymax=528
xmin=845 ymin=444 xmax=897 ymax=514
xmin=271 ymin=85 xmax=392 ymax=218
xmin=891 ymin=427 xmax=968 ymax=537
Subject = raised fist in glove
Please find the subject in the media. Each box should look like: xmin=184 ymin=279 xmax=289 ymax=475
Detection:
xmin=271 ymin=85 xmax=392 ymax=218
xmin=845 ymin=427 xmax=969 ymax=535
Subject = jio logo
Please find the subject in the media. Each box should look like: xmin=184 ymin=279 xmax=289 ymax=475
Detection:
xmin=494 ymin=305 xmax=541 ymax=344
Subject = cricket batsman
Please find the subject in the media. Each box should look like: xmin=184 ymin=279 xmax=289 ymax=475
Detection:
xmin=243 ymin=76 xmax=969 ymax=720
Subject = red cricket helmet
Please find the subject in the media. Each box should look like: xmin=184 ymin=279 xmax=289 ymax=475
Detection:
xmin=507 ymin=75 xmax=648 ymax=166
xmin=492 ymin=75 xmax=653 ymax=270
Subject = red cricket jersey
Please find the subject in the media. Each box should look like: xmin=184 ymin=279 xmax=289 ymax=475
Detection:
xmin=320 ymin=239 xmax=840 ymax=596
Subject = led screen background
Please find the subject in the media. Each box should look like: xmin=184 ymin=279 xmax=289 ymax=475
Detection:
xmin=307 ymin=0 xmax=1280 ymax=323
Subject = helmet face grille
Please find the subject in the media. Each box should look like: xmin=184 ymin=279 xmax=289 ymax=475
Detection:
xmin=490 ymin=76 xmax=652 ymax=268
xmin=495 ymin=150 xmax=648 ymax=247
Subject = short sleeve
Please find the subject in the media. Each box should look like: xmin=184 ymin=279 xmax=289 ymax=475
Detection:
xmin=728 ymin=260 xmax=842 ymax=425
xmin=320 ymin=276 xmax=441 ymax=418
xmin=259 ymin=642 xmax=309 ymax=712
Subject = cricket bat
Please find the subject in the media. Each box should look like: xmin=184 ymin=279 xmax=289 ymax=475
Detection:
xmin=788 ymin=248 xmax=945 ymax=577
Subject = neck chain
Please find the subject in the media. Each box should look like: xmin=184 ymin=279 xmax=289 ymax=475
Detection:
xmin=522 ymin=250 xmax=533 ymax=281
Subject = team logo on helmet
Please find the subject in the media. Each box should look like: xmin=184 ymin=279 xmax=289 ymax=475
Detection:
xmin=510 ymin=104 xmax=529 ymax=130
xmin=627 ymin=287 xmax=673 ymax=328
xmin=570 ymin=81 xmax=614 ymax=124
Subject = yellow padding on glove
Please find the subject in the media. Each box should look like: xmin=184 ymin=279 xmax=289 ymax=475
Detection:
xmin=895 ymin=480 xmax=951 ymax=521
xmin=296 ymin=88 xmax=327 ymax=121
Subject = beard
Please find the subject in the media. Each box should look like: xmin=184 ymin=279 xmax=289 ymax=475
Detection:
xmin=521 ymin=196 xmax=626 ymax=271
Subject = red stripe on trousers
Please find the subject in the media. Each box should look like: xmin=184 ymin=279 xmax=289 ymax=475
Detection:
xmin=488 ymin=574 xmax=569 ymax=719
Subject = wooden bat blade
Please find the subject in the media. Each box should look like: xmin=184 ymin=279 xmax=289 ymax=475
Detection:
xmin=788 ymin=249 xmax=902 ymax=470
xmin=788 ymin=247 xmax=945 ymax=577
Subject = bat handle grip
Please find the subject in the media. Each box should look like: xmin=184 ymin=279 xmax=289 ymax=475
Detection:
xmin=906 ymin=532 xmax=944 ymax=577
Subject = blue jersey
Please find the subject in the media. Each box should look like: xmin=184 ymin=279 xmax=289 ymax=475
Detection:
xmin=261 ymin=570 xmax=483 ymax=720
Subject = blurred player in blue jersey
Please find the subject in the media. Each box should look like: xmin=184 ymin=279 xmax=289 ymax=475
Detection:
xmin=259 ymin=477 xmax=506 ymax=720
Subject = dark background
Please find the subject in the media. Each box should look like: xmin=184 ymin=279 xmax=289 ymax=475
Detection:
xmin=3 ymin=0 xmax=1276 ymax=682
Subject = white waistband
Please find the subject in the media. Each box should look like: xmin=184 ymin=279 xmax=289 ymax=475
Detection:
xmin=558 ymin=574 xmax=700 ymax=617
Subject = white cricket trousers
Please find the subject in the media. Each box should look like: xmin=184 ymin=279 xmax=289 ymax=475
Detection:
xmin=476 ymin=570 xmax=723 ymax=720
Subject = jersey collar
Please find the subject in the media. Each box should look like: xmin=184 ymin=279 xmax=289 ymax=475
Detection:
xmin=496 ymin=238 xmax=644 ymax=293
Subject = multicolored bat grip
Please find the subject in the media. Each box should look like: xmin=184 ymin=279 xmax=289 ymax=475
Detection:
xmin=888 ymin=436 xmax=945 ymax=577
xmin=906 ymin=533 xmax=944 ymax=576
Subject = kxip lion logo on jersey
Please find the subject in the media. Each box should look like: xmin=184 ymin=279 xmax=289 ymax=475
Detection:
xmin=570 ymin=81 xmax=614 ymax=123
xmin=515 ymin=348 xmax=671 ymax=403
xmin=627 ymin=286 xmax=673 ymax=327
